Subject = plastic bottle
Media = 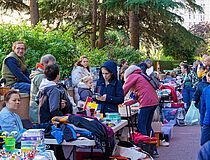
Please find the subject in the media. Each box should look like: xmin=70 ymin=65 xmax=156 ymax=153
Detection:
xmin=86 ymin=106 xmax=91 ymax=116
xmin=95 ymin=110 xmax=101 ymax=120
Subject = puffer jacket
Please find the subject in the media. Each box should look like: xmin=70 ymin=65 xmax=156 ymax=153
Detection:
xmin=123 ymin=65 xmax=159 ymax=108
xmin=71 ymin=66 xmax=90 ymax=87
xmin=78 ymin=82 xmax=93 ymax=101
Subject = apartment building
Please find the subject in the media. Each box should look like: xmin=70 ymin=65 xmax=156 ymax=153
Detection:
xmin=174 ymin=0 xmax=210 ymax=28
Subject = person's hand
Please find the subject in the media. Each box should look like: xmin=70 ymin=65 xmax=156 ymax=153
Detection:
xmin=61 ymin=99 xmax=67 ymax=109
xmin=52 ymin=116 xmax=62 ymax=124
xmin=191 ymin=101 xmax=196 ymax=104
xmin=96 ymin=94 xmax=106 ymax=101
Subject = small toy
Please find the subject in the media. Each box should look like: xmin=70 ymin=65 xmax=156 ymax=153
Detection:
xmin=1 ymin=131 xmax=18 ymax=152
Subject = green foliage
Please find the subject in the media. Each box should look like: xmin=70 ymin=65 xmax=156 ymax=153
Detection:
xmin=0 ymin=24 xmax=80 ymax=78
xmin=161 ymin=23 xmax=203 ymax=62
xmin=154 ymin=60 xmax=181 ymax=71
xmin=103 ymin=45 xmax=145 ymax=65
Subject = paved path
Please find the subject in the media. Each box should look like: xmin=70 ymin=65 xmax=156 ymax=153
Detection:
xmin=158 ymin=125 xmax=201 ymax=160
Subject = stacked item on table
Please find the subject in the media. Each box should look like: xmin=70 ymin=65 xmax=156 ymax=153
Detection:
xmin=0 ymin=149 xmax=55 ymax=160
xmin=21 ymin=129 xmax=45 ymax=154
xmin=102 ymin=113 xmax=121 ymax=127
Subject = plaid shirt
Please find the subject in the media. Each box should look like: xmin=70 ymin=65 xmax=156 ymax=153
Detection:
xmin=183 ymin=71 xmax=199 ymax=88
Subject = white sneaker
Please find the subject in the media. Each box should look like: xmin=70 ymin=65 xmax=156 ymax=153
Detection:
xmin=160 ymin=140 xmax=169 ymax=147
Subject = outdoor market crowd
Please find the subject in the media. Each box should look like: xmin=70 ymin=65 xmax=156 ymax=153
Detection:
xmin=0 ymin=40 xmax=210 ymax=159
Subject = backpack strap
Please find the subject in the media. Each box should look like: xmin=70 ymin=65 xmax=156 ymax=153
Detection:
xmin=38 ymin=91 xmax=49 ymax=124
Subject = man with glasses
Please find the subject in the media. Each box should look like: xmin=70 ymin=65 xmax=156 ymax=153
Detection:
xmin=1 ymin=41 xmax=31 ymax=93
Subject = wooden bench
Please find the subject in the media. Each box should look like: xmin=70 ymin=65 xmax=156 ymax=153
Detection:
xmin=0 ymin=93 xmax=30 ymax=119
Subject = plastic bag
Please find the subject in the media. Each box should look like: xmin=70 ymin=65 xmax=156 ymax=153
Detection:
xmin=184 ymin=102 xmax=200 ymax=125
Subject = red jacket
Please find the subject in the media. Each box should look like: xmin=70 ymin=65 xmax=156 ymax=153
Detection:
xmin=123 ymin=66 xmax=159 ymax=108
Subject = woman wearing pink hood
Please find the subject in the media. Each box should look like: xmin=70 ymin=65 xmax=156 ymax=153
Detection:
xmin=123 ymin=65 xmax=159 ymax=157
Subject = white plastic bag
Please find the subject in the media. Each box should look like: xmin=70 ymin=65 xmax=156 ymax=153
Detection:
xmin=184 ymin=102 xmax=200 ymax=125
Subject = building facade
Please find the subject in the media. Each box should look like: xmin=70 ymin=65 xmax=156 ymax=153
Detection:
xmin=175 ymin=0 xmax=210 ymax=28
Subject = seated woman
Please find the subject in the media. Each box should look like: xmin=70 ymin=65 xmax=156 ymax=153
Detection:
xmin=95 ymin=60 xmax=124 ymax=115
xmin=0 ymin=90 xmax=25 ymax=143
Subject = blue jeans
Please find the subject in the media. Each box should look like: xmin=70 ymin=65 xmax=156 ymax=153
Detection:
xmin=138 ymin=105 xmax=157 ymax=137
xmin=201 ymin=125 xmax=210 ymax=146
xmin=12 ymin=82 xmax=30 ymax=94
xmin=182 ymin=85 xmax=195 ymax=110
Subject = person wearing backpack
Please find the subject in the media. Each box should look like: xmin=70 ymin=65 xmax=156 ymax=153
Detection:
xmin=137 ymin=59 xmax=153 ymax=76
xmin=29 ymin=54 xmax=56 ymax=123
xmin=38 ymin=64 xmax=73 ymax=124
xmin=123 ymin=65 xmax=159 ymax=158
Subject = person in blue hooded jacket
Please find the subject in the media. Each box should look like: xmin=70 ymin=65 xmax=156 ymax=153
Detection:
xmin=200 ymin=71 xmax=210 ymax=146
xmin=95 ymin=60 xmax=124 ymax=115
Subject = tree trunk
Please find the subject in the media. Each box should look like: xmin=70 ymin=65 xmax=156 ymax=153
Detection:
xmin=129 ymin=11 xmax=139 ymax=49
xmin=30 ymin=0 xmax=39 ymax=26
xmin=97 ymin=3 xmax=106 ymax=49
xmin=91 ymin=0 xmax=98 ymax=49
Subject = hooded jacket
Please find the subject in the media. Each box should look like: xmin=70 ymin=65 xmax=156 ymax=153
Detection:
xmin=123 ymin=65 xmax=159 ymax=108
xmin=78 ymin=82 xmax=93 ymax=101
xmin=96 ymin=60 xmax=124 ymax=114
xmin=71 ymin=66 xmax=90 ymax=87
xmin=29 ymin=63 xmax=45 ymax=123
xmin=39 ymin=79 xmax=73 ymax=123
xmin=192 ymin=77 xmax=210 ymax=111
xmin=200 ymin=85 xmax=210 ymax=126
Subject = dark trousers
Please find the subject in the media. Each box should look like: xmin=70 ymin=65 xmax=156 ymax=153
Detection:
xmin=201 ymin=125 xmax=210 ymax=146
xmin=137 ymin=105 xmax=157 ymax=137
xmin=182 ymin=85 xmax=195 ymax=110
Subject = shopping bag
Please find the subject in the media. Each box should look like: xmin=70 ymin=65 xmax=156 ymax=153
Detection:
xmin=184 ymin=102 xmax=200 ymax=125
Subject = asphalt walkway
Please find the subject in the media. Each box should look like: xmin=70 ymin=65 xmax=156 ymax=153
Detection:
xmin=158 ymin=125 xmax=201 ymax=160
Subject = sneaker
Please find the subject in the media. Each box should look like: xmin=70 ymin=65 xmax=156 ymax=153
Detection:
xmin=160 ymin=140 xmax=170 ymax=147
xmin=153 ymin=150 xmax=159 ymax=158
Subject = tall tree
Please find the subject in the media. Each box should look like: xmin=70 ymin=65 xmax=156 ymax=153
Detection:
xmin=98 ymin=0 xmax=107 ymax=49
xmin=106 ymin=0 xmax=202 ymax=48
xmin=0 ymin=0 xmax=29 ymax=11
xmin=29 ymin=0 xmax=39 ymax=26
xmin=91 ymin=0 xmax=97 ymax=49
xmin=129 ymin=11 xmax=139 ymax=49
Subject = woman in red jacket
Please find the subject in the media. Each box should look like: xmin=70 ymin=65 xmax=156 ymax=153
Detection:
xmin=123 ymin=65 xmax=159 ymax=157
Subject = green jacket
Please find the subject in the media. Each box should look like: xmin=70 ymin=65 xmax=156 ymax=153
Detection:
xmin=29 ymin=69 xmax=45 ymax=123
xmin=2 ymin=52 xmax=27 ymax=86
